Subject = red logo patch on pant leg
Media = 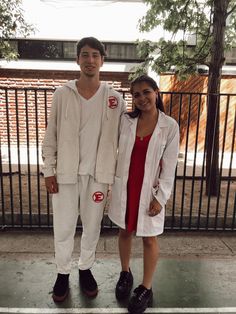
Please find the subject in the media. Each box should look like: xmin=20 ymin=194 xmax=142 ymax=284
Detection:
xmin=92 ymin=191 xmax=105 ymax=203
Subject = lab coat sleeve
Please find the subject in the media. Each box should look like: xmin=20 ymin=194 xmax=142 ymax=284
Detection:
xmin=41 ymin=90 xmax=59 ymax=178
xmin=152 ymin=119 xmax=179 ymax=208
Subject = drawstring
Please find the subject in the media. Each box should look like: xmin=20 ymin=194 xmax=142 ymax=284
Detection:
xmin=106 ymin=84 xmax=110 ymax=120
xmin=103 ymin=83 xmax=109 ymax=120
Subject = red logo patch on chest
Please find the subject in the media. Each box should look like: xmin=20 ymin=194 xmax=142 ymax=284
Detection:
xmin=108 ymin=96 xmax=118 ymax=109
xmin=92 ymin=191 xmax=105 ymax=203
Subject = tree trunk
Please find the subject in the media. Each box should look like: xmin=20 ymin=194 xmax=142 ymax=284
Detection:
xmin=206 ymin=0 xmax=229 ymax=196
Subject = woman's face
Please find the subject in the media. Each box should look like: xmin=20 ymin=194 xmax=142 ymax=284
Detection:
xmin=132 ymin=81 xmax=158 ymax=114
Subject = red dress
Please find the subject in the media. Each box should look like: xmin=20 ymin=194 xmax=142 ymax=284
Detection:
xmin=126 ymin=134 xmax=152 ymax=232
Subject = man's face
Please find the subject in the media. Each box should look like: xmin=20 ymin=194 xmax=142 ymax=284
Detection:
xmin=77 ymin=45 xmax=104 ymax=77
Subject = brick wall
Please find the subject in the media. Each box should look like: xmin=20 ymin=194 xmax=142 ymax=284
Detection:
xmin=0 ymin=68 xmax=132 ymax=89
xmin=0 ymin=69 xmax=133 ymax=150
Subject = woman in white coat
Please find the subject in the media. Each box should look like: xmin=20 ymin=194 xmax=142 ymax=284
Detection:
xmin=108 ymin=75 xmax=179 ymax=314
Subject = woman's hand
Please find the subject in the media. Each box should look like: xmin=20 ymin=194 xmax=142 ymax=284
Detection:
xmin=45 ymin=176 xmax=58 ymax=194
xmin=148 ymin=199 xmax=162 ymax=216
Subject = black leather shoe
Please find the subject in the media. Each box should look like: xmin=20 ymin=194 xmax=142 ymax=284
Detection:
xmin=79 ymin=269 xmax=98 ymax=297
xmin=52 ymin=273 xmax=69 ymax=302
xmin=128 ymin=284 xmax=153 ymax=314
xmin=115 ymin=269 xmax=133 ymax=300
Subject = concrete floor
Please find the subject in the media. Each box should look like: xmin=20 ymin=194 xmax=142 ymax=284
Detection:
xmin=0 ymin=230 xmax=236 ymax=314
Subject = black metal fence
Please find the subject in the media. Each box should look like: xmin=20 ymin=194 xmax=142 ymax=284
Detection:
xmin=0 ymin=86 xmax=235 ymax=231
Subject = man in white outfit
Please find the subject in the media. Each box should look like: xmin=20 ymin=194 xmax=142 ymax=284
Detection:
xmin=42 ymin=37 xmax=126 ymax=302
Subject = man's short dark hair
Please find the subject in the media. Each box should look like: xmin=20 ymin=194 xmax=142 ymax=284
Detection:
xmin=76 ymin=37 xmax=106 ymax=57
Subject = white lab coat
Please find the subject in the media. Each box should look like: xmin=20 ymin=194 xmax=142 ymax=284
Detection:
xmin=108 ymin=110 xmax=179 ymax=236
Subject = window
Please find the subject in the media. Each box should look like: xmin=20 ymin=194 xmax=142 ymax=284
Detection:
xmin=10 ymin=39 xmax=142 ymax=62
xmin=18 ymin=40 xmax=63 ymax=59
xmin=105 ymin=43 xmax=140 ymax=61
xmin=63 ymin=42 xmax=76 ymax=59
xmin=225 ymin=47 xmax=236 ymax=65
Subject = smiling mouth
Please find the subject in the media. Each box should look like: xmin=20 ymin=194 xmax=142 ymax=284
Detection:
xmin=86 ymin=66 xmax=94 ymax=70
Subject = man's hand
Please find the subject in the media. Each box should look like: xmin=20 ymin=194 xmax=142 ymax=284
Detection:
xmin=148 ymin=199 xmax=162 ymax=217
xmin=45 ymin=176 xmax=58 ymax=194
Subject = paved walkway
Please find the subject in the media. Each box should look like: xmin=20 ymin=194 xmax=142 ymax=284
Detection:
xmin=0 ymin=230 xmax=236 ymax=314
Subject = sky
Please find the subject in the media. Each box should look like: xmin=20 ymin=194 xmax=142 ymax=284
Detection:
xmin=21 ymin=0 xmax=164 ymax=42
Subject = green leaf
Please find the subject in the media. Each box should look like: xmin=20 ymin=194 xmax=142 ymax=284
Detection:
xmin=0 ymin=0 xmax=35 ymax=61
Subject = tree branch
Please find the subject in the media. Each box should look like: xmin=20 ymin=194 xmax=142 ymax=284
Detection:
xmin=227 ymin=4 xmax=236 ymax=17
xmin=173 ymin=0 xmax=192 ymax=34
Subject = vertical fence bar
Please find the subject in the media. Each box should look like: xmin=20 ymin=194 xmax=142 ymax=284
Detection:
xmin=15 ymin=89 xmax=23 ymax=227
xmin=0 ymin=134 xmax=5 ymax=227
xmin=232 ymin=192 xmax=236 ymax=230
xmin=197 ymin=94 xmax=208 ymax=229
xmin=168 ymin=93 xmax=173 ymax=116
xmin=206 ymin=94 xmax=220 ymax=229
xmin=5 ymin=89 xmax=14 ymax=226
xmin=35 ymin=90 xmax=41 ymax=226
xmin=188 ymin=93 xmax=202 ymax=229
xmin=224 ymin=105 xmax=236 ymax=229
xmin=24 ymin=90 xmax=32 ymax=227
xmin=171 ymin=93 xmax=182 ymax=229
xmin=180 ymin=93 xmax=192 ymax=229
xmin=44 ymin=89 xmax=51 ymax=226
xmin=215 ymin=95 xmax=230 ymax=229
xmin=167 ymin=91 xmax=179 ymax=228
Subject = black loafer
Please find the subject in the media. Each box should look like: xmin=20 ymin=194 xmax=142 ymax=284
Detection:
xmin=128 ymin=284 xmax=153 ymax=314
xmin=52 ymin=273 xmax=69 ymax=302
xmin=79 ymin=269 xmax=98 ymax=297
xmin=115 ymin=268 xmax=133 ymax=300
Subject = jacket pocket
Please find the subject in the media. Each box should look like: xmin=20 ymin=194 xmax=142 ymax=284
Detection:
xmin=57 ymin=140 xmax=78 ymax=174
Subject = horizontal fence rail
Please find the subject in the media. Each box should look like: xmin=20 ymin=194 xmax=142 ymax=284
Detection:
xmin=0 ymin=86 xmax=235 ymax=231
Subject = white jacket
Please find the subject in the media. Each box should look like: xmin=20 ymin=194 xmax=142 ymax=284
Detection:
xmin=42 ymin=80 xmax=126 ymax=184
xmin=108 ymin=111 xmax=179 ymax=236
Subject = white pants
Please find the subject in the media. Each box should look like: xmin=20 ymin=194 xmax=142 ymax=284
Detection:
xmin=52 ymin=175 xmax=108 ymax=274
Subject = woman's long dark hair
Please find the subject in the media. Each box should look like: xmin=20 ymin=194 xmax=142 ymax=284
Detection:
xmin=127 ymin=75 xmax=165 ymax=118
